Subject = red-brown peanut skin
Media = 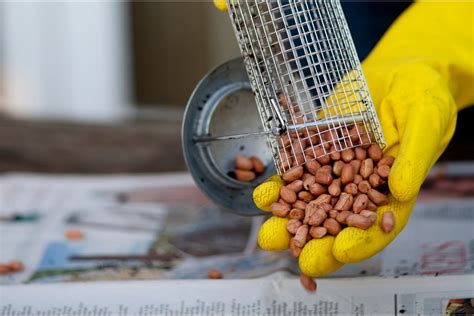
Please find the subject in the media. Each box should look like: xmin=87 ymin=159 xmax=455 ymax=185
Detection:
xmin=280 ymin=186 xmax=297 ymax=204
xmin=287 ymin=180 xmax=304 ymax=193
xmin=293 ymin=225 xmax=309 ymax=248
xmin=309 ymin=226 xmax=327 ymax=239
xmin=286 ymin=219 xmax=302 ymax=234
xmin=323 ymin=218 xmax=342 ymax=236
xmin=340 ymin=164 xmax=355 ymax=184
xmin=235 ymin=155 xmax=253 ymax=171
xmin=250 ymin=156 xmax=266 ymax=173
xmin=282 ymin=166 xmax=304 ymax=182
xmin=270 ymin=202 xmax=290 ymax=217
xmin=346 ymin=214 xmax=374 ymax=230
xmin=235 ymin=169 xmax=256 ymax=181
xmin=381 ymin=211 xmax=395 ymax=233
xmin=300 ymin=274 xmax=317 ymax=292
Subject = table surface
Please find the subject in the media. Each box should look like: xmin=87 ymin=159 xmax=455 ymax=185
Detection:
xmin=0 ymin=115 xmax=471 ymax=174
xmin=0 ymin=117 xmax=186 ymax=173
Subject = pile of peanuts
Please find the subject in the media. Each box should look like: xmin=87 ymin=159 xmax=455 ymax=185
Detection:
xmin=233 ymin=155 xmax=266 ymax=182
xmin=271 ymin=142 xmax=396 ymax=257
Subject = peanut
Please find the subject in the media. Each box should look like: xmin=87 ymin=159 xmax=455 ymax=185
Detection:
xmin=0 ymin=265 xmax=10 ymax=275
xmin=208 ymin=269 xmax=223 ymax=279
xmin=344 ymin=183 xmax=358 ymax=195
xmin=367 ymin=144 xmax=383 ymax=161
xmin=65 ymin=229 xmax=84 ymax=241
xmin=367 ymin=189 xmax=388 ymax=206
xmin=289 ymin=208 xmax=305 ymax=220
xmin=367 ymin=200 xmax=378 ymax=211
xmin=377 ymin=165 xmax=391 ymax=178
xmin=292 ymin=139 xmax=306 ymax=155
xmin=353 ymin=174 xmax=363 ymax=185
xmin=316 ymin=153 xmax=331 ymax=165
xmin=292 ymin=200 xmax=307 ymax=210
xmin=290 ymin=238 xmax=302 ymax=258
xmin=309 ymin=183 xmax=327 ymax=196
xmin=300 ymin=274 xmax=317 ymax=292
xmin=280 ymin=186 xmax=297 ymax=204
xmin=235 ymin=155 xmax=253 ymax=171
xmin=308 ymin=208 xmax=328 ymax=226
xmin=329 ymin=209 xmax=338 ymax=219
xmin=341 ymin=148 xmax=355 ymax=162
xmin=320 ymin=165 xmax=332 ymax=173
xmin=293 ymin=225 xmax=309 ymax=247
xmin=335 ymin=210 xmax=352 ymax=225
xmin=304 ymin=201 xmax=318 ymax=224
xmin=286 ymin=219 xmax=302 ymax=234
xmin=287 ymin=180 xmax=304 ymax=193
xmin=305 ymin=160 xmax=321 ymax=175
xmin=334 ymin=192 xmax=353 ymax=211
xmin=312 ymin=194 xmax=332 ymax=205
xmin=323 ymin=218 xmax=342 ymax=236
xmin=250 ymin=156 xmax=266 ymax=173
xmin=309 ymin=226 xmax=327 ymax=239
xmin=340 ymin=163 xmax=355 ymax=184
xmin=235 ymin=169 xmax=256 ymax=181
xmin=360 ymin=210 xmax=377 ymax=222
xmin=349 ymin=159 xmax=361 ymax=174
xmin=270 ymin=202 xmax=291 ymax=217
xmin=360 ymin=158 xmax=374 ymax=179
xmin=353 ymin=194 xmax=369 ymax=213
xmin=346 ymin=214 xmax=374 ymax=230
xmin=329 ymin=146 xmax=341 ymax=160
xmin=8 ymin=260 xmax=24 ymax=272
xmin=358 ymin=180 xmax=371 ymax=193
xmin=351 ymin=125 xmax=366 ymax=142
xmin=369 ymin=173 xmax=385 ymax=188
xmin=303 ymin=176 xmax=316 ymax=190
xmin=355 ymin=147 xmax=367 ymax=160
xmin=314 ymin=168 xmax=333 ymax=185
xmin=319 ymin=203 xmax=332 ymax=213
xmin=278 ymin=198 xmax=290 ymax=207
xmin=282 ymin=166 xmax=304 ymax=182
xmin=381 ymin=211 xmax=395 ymax=233
xmin=333 ymin=160 xmax=345 ymax=177
xmin=378 ymin=155 xmax=395 ymax=167
xmin=328 ymin=178 xmax=341 ymax=197
xmin=298 ymin=191 xmax=315 ymax=203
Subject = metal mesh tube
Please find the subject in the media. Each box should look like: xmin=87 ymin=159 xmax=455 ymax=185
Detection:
xmin=227 ymin=0 xmax=385 ymax=174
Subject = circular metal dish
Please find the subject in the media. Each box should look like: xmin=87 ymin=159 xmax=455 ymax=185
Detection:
xmin=182 ymin=58 xmax=275 ymax=216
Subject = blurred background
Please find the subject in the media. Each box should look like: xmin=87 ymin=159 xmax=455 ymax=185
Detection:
xmin=0 ymin=1 xmax=471 ymax=174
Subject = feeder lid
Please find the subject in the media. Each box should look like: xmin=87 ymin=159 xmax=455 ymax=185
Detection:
xmin=182 ymin=58 xmax=275 ymax=216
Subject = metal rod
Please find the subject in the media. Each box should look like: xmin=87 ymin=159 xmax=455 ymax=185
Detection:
xmin=193 ymin=114 xmax=365 ymax=143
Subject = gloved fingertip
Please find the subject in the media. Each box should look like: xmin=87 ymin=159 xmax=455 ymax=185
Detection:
xmin=388 ymin=159 xmax=423 ymax=202
xmin=298 ymin=237 xmax=343 ymax=277
xmin=253 ymin=180 xmax=284 ymax=211
xmin=213 ymin=0 xmax=228 ymax=11
xmin=257 ymin=216 xmax=290 ymax=251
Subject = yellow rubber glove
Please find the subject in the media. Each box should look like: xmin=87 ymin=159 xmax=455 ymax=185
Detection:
xmin=213 ymin=0 xmax=228 ymax=12
xmin=255 ymin=2 xmax=474 ymax=277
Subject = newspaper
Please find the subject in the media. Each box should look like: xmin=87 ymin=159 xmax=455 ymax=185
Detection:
xmin=0 ymin=166 xmax=473 ymax=314
xmin=0 ymin=274 xmax=473 ymax=315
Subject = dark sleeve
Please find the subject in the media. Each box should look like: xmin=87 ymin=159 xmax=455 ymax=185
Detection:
xmin=341 ymin=1 xmax=413 ymax=60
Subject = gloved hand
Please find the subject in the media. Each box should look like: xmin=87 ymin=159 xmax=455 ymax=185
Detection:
xmin=254 ymin=1 xmax=474 ymax=277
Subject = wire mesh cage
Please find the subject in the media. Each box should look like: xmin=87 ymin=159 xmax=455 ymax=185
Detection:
xmin=227 ymin=0 xmax=385 ymax=174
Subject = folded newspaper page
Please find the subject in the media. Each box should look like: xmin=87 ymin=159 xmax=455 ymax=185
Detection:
xmin=1 ymin=274 xmax=473 ymax=315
